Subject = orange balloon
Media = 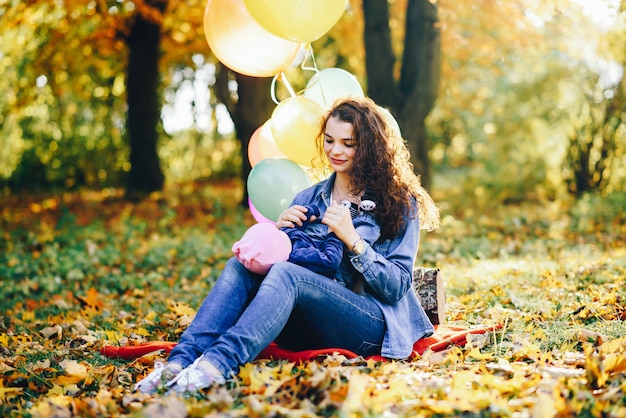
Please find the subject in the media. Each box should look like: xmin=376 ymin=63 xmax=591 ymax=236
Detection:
xmin=248 ymin=127 xmax=263 ymax=167
xmin=204 ymin=0 xmax=302 ymax=77
xmin=271 ymin=96 xmax=325 ymax=167
xmin=248 ymin=121 xmax=285 ymax=167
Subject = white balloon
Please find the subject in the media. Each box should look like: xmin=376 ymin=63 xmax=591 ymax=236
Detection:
xmin=304 ymin=68 xmax=364 ymax=109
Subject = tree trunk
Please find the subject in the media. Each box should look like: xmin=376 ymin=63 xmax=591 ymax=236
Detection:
xmin=234 ymin=74 xmax=275 ymax=205
xmin=215 ymin=68 xmax=275 ymax=206
xmin=363 ymin=0 xmax=440 ymax=190
xmin=125 ymin=6 xmax=165 ymax=199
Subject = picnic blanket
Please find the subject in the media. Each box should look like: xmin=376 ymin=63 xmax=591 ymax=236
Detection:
xmin=100 ymin=324 xmax=502 ymax=362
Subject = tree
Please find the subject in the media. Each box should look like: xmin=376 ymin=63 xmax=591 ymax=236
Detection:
xmin=0 ymin=0 xmax=208 ymax=195
xmin=214 ymin=68 xmax=275 ymax=206
xmin=565 ymin=58 xmax=626 ymax=196
xmin=363 ymin=0 xmax=440 ymax=190
xmin=564 ymin=1 xmax=626 ymax=196
xmin=125 ymin=2 xmax=167 ymax=198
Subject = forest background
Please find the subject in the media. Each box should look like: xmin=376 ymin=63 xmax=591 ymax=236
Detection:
xmin=1 ymin=0 xmax=626 ymax=417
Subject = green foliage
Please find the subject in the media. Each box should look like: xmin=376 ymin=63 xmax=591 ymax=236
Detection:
xmin=2 ymin=0 xmax=625 ymax=202
xmin=568 ymin=191 xmax=626 ymax=233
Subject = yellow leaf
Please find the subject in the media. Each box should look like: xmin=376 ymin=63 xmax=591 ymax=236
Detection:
xmin=341 ymin=372 xmax=371 ymax=413
xmin=133 ymin=327 xmax=151 ymax=337
xmin=104 ymin=329 xmax=124 ymax=342
xmin=47 ymin=384 xmax=65 ymax=397
xmin=145 ymin=310 xmax=158 ymax=322
xmin=0 ymin=380 xmax=22 ymax=402
xmin=466 ymin=347 xmax=493 ymax=360
xmin=55 ymin=360 xmax=89 ymax=385
xmin=0 ymin=334 xmax=9 ymax=347
xmin=82 ymin=287 xmax=104 ymax=309
xmin=21 ymin=311 xmax=36 ymax=322
xmin=603 ymin=353 xmax=626 ymax=374
xmin=599 ymin=336 xmax=626 ymax=355
xmin=171 ymin=302 xmax=196 ymax=317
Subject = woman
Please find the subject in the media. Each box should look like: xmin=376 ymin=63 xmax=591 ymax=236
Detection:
xmin=135 ymin=96 xmax=440 ymax=394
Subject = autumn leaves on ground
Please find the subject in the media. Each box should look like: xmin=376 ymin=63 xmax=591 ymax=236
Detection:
xmin=1 ymin=181 xmax=625 ymax=417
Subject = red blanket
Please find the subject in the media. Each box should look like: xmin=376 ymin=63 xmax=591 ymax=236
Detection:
xmin=100 ymin=324 xmax=501 ymax=362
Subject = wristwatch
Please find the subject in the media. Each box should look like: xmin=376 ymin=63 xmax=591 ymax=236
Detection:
xmin=351 ymin=238 xmax=366 ymax=255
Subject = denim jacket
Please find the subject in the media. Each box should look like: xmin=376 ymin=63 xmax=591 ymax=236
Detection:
xmin=289 ymin=174 xmax=434 ymax=359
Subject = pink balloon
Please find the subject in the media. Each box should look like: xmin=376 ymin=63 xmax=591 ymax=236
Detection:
xmin=248 ymin=198 xmax=273 ymax=223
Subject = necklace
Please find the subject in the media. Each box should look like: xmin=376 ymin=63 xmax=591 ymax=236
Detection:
xmin=332 ymin=184 xmax=359 ymax=204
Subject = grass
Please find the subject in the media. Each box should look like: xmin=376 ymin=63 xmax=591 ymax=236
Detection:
xmin=0 ymin=180 xmax=625 ymax=417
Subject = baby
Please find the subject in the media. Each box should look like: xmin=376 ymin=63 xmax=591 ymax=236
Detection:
xmin=233 ymin=194 xmax=380 ymax=278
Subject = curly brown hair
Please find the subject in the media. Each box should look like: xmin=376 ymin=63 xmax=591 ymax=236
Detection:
xmin=315 ymin=97 xmax=440 ymax=238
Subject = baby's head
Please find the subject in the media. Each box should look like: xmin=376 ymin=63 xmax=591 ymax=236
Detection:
xmin=232 ymin=223 xmax=292 ymax=274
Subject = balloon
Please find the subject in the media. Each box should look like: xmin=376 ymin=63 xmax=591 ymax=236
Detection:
xmin=377 ymin=106 xmax=402 ymax=138
xmin=271 ymin=96 xmax=324 ymax=167
xmin=244 ymin=0 xmax=348 ymax=43
xmin=301 ymin=165 xmax=330 ymax=184
xmin=304 ymin=68 xmax=364 ymax=109
xmin=248 ymin=121 xmax=286 ymax=167
xmin=247 ymin=158 xmax=312 ymax=221
xmin=204 ymin=0 xmax=302 ymax=77
xmin=248 ymin=198 xmax=273 ymax=223
xmin=248 ymin=129 xmax=263 ymax=167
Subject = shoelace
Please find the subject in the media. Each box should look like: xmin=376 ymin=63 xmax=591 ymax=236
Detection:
xmin=134 ymin=361 xmax=165 ymax=392
xmin=165 ymin=357 xmax=205 ymax=391
xmin=165 ymin=357 xmax=225 ymax=393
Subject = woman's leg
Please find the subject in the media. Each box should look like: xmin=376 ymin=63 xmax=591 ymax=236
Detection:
xmin=167 ymin=257 xmax=263 ymax=367
xmin=200 ymin=261 xmax=386 ymax=377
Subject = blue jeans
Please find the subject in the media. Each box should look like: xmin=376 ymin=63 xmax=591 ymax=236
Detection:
xmin=168 ymin=257 xmax=386 ymax=377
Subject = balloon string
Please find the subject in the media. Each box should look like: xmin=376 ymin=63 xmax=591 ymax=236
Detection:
xmin=279 ymin=72 xmax=297 ymax=98
xmin=300 ymin=43 xmax=319 ymax=74
xmin=300 ymin=44 xmax=326 ymax=102
xmin=270 ymin=44 xmax=318 ymax=104
xmin=270 ymin=74 xmax=280 ymax=105
xmin=270 ymin=72 xmax=297 ymax=104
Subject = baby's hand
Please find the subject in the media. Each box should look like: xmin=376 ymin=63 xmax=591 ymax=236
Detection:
xmin=276 ymin=205 xmax=309 ymax=228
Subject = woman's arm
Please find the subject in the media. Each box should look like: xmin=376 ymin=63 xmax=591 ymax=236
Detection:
xmin=355 ymin=216 xmax=419 ymax=304
xmin=322 ymin=201 xmax=419 ymax=304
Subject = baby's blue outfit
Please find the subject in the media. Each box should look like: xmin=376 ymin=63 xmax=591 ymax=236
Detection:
xmin=284 ymin=204 xmax=381 ymax=278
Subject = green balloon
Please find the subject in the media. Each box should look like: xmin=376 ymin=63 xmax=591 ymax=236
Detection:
xmin=248 ymin=158 xmax=312 ymax=221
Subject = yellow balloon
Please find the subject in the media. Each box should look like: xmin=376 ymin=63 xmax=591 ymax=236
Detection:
xmin=271 ymin=96 xmax=325 ymax=167
xmin=244 ymin=0 xmax=348 ymax=42
xmin=258 ymin=121 xmax=286 ymax=160
xmin=302 ymin=165 xmax=331 ymax=183
xmin=204 ymin=0 xmax=302 ymax=77
xmin=304 ymin=68 xmax=364 ymax=109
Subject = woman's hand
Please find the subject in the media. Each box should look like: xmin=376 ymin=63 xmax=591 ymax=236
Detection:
xmin=322 ymin=201 xmax=360 ymax=246
xmin=276 ymin=205 xmax=312 ymax=228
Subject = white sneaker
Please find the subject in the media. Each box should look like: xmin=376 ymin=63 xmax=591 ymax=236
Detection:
xmin=134 ymin=361 xmax=182 ymax=394
xmin=166 ymin=357 xmax=225 ymax=394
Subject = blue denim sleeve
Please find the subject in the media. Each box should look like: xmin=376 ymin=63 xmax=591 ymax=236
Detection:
xmin=349 ymin=216 xmax=420 ymax=305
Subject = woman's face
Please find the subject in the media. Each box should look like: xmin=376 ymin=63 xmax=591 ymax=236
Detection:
xmin=323 ymin=116 xmax=356 ymax=175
